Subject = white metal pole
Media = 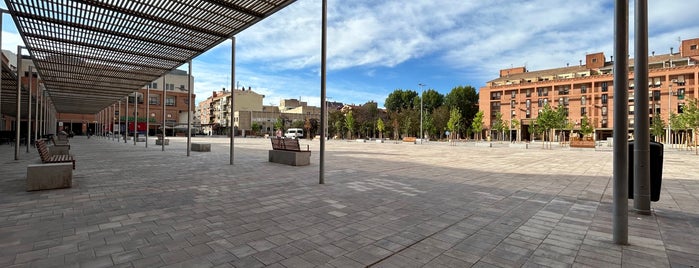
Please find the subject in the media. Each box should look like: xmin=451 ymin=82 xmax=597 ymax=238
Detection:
xmin=187 ymin=60 xmax=192 ymax=157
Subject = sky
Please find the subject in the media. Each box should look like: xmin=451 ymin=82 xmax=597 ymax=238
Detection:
xmin=2 ymin=0 xmax=699 ymax=108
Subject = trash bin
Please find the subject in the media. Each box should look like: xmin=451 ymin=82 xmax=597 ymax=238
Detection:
xmin=628 ymin=141 xmax=663 ymax=202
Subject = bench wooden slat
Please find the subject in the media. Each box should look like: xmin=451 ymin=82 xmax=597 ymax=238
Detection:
xmin=35 ymin=140 xmax=75 ymax=169
xmin=270 ymin=138 xmax=308 ymax=152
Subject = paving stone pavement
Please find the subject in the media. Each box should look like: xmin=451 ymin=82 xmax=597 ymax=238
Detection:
xmin=1 ymin=136 xmax=698 ymax=267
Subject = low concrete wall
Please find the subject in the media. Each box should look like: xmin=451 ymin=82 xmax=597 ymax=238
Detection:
xmin=191 ymin=143 xmax=211 ymax=152
xmin=156 ymin=139 xmax=169 ymax=145
xmin=268 ymin=150 xmax=311 ymax=166
xmin=49 ymin=145 xmax=70 ymax=156
xmin=26 ymin=163 xmax=73 ymax=191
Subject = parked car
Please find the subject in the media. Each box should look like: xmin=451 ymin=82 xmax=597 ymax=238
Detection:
xmin=284 ymin=128 xmax=304 ymax=139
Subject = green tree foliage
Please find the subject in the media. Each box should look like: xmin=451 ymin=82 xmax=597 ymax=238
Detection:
xmin=535 ymin=103 xmax=567 ymax=148
xmin=385 ymin=89 xmax=419 ymax=112
xmin=274 ymin=117 xmax=285 ymax=131
xmin=251 ymin=122 xmax=262 ymax=135
xmin=492 ymin=112 xmax=505 ymax=141
xmin=471 ymin=110 xmax=484 ymax=140
xmin=431 ymin=106 xmax=450 ymax=139
xmin=651 ymin=114 xmax=666 ymax=142
xmin=328 ymin=110 xmax=345 ymax=138
xmin=579 ymin=115 xmax=594 ymax=137
xmin=421 ymin=89 xmax=444 ymax=113
xmin=445 ymin=85 xmax=479 ymax=137
xmin=377 ymin=118 xmax=385 ymax=139
xmin=422 ymin=111 xmax=435 ymax=139
xmin=447 ymin=108 xmax=462 ymax=139
xmin=345 ymin=111 xmax=356 ymax=139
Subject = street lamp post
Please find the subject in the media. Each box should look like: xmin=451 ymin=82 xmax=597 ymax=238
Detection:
xmin=418 ymin=83 xmax=426 ymax=144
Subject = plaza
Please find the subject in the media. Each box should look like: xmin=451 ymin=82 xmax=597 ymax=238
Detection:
xmin=1 ymin=138 xmax=697 ymax=267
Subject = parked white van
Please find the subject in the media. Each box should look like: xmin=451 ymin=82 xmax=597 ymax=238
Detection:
xmin=284 ymin=128 xmax=304 ymax=139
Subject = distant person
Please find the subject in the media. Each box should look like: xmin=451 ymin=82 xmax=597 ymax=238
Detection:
xmin=276 ymin=129 xmax=282 ymax=138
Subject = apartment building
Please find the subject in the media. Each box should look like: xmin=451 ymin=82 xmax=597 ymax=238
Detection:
xmin=57 ymin=69 xmax=195 ymax=135
xmin=479 ymin=37 xmax=699 ymax=141
xmin=198 ymin=88 xmax=324 ymax=136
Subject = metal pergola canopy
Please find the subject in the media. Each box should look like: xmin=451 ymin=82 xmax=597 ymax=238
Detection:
xmin=4 ymin=0 xmax=296 ymax=114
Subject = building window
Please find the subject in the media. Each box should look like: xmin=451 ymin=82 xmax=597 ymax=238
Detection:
xmin=592 ymin=58 xmax=597 ymax=63
xmin=653 ymin=90 xmax=661 ymax=101
xmin=601 ymin=94 xmax=608 ymax=104
xmin=581 ymin=107 xmax=587 ymax=116
xmin=558 ymin=86 xmax=569 ymax=95
xmin=601 ymin=82 xmax=608 ymax=92
xmin=511 ymin=91 xmax=516 ymax=98
xmin=538 ymin=99 xmax=544 ymax=107
xmin=678 ymin=88 xmax=685 ymax=100
xmin=581 ymin=85 xmax=587 ymax=94
xmin=581 ymin=96 xmax=586 ymax=105
xmin=149 ymin=95 xmax=159 ymax=105
xmin=491 ymin=92 xmax=502 ymax=100
xmin=180 ymin=85 xmax=186 ymax=91
xmin=166 ymin=96 xmax=176 ymax=106
xmin=602 ymin=106 xmax=608 ymax=116
xmin=511 ymin=110 xmax=516 ymax=118
xmin=510 ymin=100 xmax=515 ymax=106
xmin=151 ymin=82 xmax=158 ymax=89
xmin=691 ymin=44 xmax=698 ymax=50
xmin=526 ymin=89 xmax=531 ymax=97
xmin=525 ymin=99 xmax=531 ymax=108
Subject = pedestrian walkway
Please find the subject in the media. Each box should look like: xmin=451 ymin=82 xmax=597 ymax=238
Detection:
xmin=0 ymin=137 xmax=697 ymax=267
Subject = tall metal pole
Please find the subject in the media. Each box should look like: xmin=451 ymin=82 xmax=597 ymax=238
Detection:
xmin=187 ymin=60 xmax=192 ymax=156
xmin=118 ymin=100 xmax=121 ymax=141
xmin=419 ymin=83 xmax=425 ymax=144
xmin=134 ymin=91 xmax=138 ymax=145
xmin=633 ymin=0 xmax=651 ymax=215
xmin=230 ymin=37 xmax=235 ymax=165
xmin=26 ymin=66 xmax=32 ymax=153
xmin=162 ymin=76 xmax=166 ymax=151
xmin=612 ymin=0 xmax=629 ymax=245
xmin=319 ymin=0 xmax=327 ymax=184
xmin=667 ymin=85 xmax=672 ymax=145
xmin=15 ymin=46 xmax=23 ymax=160
xmin=146 ymin=84 xmax=149 ymax=147
xmin=33 ymin=67 xmax=39 ymax=141
xmin=124 ymin=96 xmax=129 ymax=143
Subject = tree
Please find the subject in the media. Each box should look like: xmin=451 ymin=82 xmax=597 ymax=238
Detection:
xmin=680 ymin=98 xmax=699 ymax=154
xmin=421 ymin=89 xmax=444 ymax=113
xmin=431 ymin=106 xmax=450 ymax=139
xmin=492 ymin=112 xmax=505 ymax=141
xmin=385 ymin=89 xmax=419 ymax=112
xmin=445 ymin=85 xmax=479 ymax=137
xmin=304 ymin=118 xmax=312 ymax=140
xmin=535 ymin=103 xmax=557 ymax=148
xmin=345 ymin=111 xmax=356 ymax=139
xmin=447 ymin=108 xmax=462 ymax=142
xmin=377 ymin=118 xmax=385 ymax=139
xmin=511 ymin=116 xmax=520 ymax=142
xmin=669 ymin=112 xmax=682 ymax=147
xmin=471 ymin=110 xmax=484 ymax=140
xmin=422 ymin=111 xmax=435 ymax=139
xmin=650 ymin=114 xmax=666 ymax=143
xmin=274 ymin=117 xmax=285 ymax=132
xmin=251 ymin=122 xmax=262 ymax=135
xmin=579 ymin=115 xmax=594 ymax=139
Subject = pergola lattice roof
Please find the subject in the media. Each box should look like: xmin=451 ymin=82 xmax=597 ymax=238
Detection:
xmin=4 ymin=0 xmax=296 ymax=114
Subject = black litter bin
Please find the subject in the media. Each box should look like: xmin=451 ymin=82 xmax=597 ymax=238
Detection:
xmin=628 ymin=141 xmax=663 ymax=202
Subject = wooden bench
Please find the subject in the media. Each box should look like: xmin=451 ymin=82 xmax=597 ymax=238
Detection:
xmin=35 ymin=140 xmax=75 ymax=169
xmin=402 ymin=137 xmax=417 ymax=144
xmin=269 ymin=138 xmax=311 ymax=166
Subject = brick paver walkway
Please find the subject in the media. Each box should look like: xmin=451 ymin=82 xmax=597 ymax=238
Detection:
xmin=1 ymin=136 xmax=697 ymax=267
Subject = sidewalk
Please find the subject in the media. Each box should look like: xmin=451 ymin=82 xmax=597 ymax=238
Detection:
xmin=0 ymin=136 xmax=697 ymax=267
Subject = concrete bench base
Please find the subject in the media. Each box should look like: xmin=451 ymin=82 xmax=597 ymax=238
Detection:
xmin=269 ymin=150 xmax=311 ymax=166
xmin=49 ymin=145 xmax=70 ymax=156
xmin=156 ymin=139 xmax=169 ymax=145
xmin=475 ymin=142 xmax=493 ymax=148
xmin=26 ymin=163 xmax=73 ymax=191
xmin=191 ymin=143 xmax=211 ymax=152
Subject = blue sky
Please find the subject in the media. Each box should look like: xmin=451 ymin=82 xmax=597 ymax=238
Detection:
xmin=3 ymin=0 xmax=699 ymax=108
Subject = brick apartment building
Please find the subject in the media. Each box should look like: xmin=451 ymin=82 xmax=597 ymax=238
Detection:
xmin=56 ymin=69 xmax=195 ymax=136
xmin=479 ymin=37 xmax=699 ymax=141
